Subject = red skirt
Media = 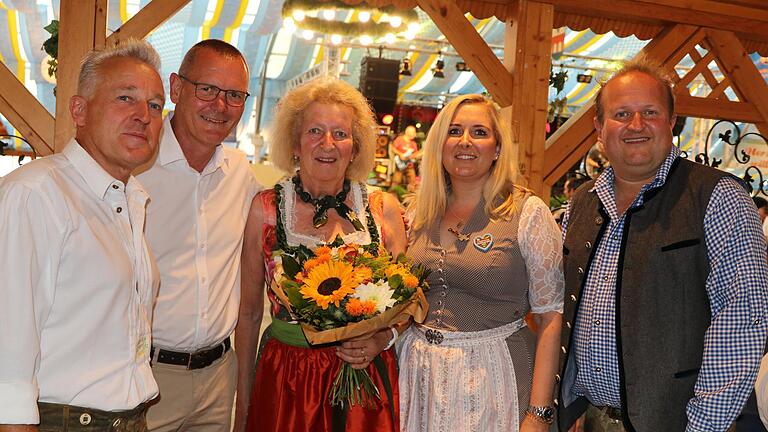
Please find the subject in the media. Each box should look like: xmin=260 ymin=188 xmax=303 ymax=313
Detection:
xmin=247 ymin=338 xmax=400 ymax=432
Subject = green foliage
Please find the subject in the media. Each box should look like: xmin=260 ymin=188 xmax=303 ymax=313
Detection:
xmin=41 ymin=20 xmax=59 ymax=78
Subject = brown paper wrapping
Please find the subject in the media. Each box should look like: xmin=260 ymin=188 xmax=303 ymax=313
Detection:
xmin=271 ymin=278 xmax=429 ymax=346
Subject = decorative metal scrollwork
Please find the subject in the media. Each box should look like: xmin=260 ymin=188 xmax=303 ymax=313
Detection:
xmin=688 ymin=120 xmax=768 ymax=197
xmin=0 ymin=134 xmax=35 ymax=165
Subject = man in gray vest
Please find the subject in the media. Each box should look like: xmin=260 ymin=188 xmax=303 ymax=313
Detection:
xmin=558 ymin=59 xmax=768 ymax=431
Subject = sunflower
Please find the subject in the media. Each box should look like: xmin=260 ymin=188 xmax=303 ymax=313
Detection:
xmin=300 ymin=259 xmax=358 ymax=309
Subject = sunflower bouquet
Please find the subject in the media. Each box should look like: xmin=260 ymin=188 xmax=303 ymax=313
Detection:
xmin=270 ymin=240 xmax=429 ymax=408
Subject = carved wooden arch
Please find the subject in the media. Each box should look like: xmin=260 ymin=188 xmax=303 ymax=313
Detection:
xmin=543 ymin=23 xmax=768 ymax=188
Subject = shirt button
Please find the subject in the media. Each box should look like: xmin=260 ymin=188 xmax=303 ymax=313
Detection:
xmin=603 ymin=276 xmax=609 ymax=282
xmin=116 ymin=207 xmax=123 ymax=213
xmin=561 ymin=346 xmax=567 ymax=354
xmin=437 ymin=300 xmax=443 ymax=306
xmin=755 ymin=319 xmax=761 ymax=325
xmin=440 ymin=250 xmax=446 ymax=256
xmin=595 ymin=367 xmax=602 ymax=372
xmin=594 ymin=319 xmax=601 ymax=326
xmin=570 ymin=294 xmax=577 ymax=301
xmin=438 ymin=277 xmax=445 ymax=283
xmin=113 ymin=418 xmax=122 ymax=427
xmin=112 ymin=184 xmax=119 ymax=189
xmin=585 ymin=241 xmax=592 ymax=249
xmin=577 ymin=267 xmax=584 ymax=275
xmin=594 ymin=217 xmax=602 ymax=225
xmin=440 ymin=291 xmax=447 ymax=297
xmin=555 ymin=374 xmax=561 ymax=383
xmin=566 ymin=321 xmax=572 ymax=328
xmin=79 ymin=413 xmax=92 ymax=425
xmin=438 ymin=259 xmax=444 ymax=265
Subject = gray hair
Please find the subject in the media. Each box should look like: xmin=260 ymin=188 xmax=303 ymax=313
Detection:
xmin=77 ymin=38 xmax=161 ymax=98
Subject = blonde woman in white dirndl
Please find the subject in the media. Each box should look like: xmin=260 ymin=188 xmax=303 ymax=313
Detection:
xmin=400 ymin=94 xmax=564 ymax=432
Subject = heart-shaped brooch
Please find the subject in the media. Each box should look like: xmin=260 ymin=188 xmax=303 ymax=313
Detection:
xmin=473 ymin=233 xmax=494 ymax=252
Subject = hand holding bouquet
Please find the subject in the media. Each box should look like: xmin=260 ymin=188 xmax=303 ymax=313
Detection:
xmin=271 ymin=242 xmax=429 ymax=408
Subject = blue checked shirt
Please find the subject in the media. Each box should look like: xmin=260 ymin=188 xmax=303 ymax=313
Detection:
xmin=562 ymin=147 xmax=768 ymax=431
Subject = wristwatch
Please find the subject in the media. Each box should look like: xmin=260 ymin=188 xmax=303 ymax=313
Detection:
xmin=526 ymin=405 xmax=555 ymax=424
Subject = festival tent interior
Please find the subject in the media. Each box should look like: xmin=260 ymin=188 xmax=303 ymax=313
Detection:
xmin=1 ymin=0 xmax=768 ymax=200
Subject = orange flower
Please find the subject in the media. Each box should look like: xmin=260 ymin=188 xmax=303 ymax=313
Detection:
xmin=403 ymin=274 xmax=419 ymax=289
xmin=315 ymin=246 xmax=332 ymax=257
xmin=345 ymin=298 xmax=365 ymax=316
xmin=304 ymin=254 xmax=330 ymax=272
xmin=353 ymin=266 xmax=373 ymax=284
xmin=385 ymin=264 xmax=407 ymax=279
xmin=360 ymin=300 xmax=377 ymax=316
xmin=337 ymin=244 xmax=360 ymax=261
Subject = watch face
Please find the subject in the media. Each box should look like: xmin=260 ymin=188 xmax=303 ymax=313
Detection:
xmin=542 ymin=407 xmax=554 ymax=420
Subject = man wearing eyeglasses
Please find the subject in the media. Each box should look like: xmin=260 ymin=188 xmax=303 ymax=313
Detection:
xmin=136 ymin=39 xmax=261 ymax=432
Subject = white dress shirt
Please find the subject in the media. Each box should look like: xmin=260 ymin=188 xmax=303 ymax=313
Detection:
xmin=137 ymin=116 xmax=260 ymax=351
xmin=0 ymin=139 xmax=159 ymax=424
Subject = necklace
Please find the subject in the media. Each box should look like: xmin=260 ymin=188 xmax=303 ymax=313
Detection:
xmin=445 ymin=206 xmax=470 ymax=242
xmin=292 ymin=173 xmax=365 ymax=231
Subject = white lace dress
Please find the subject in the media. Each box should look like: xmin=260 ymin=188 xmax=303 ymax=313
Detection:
xmin=398 ymin=194 xmax=564 ymax=432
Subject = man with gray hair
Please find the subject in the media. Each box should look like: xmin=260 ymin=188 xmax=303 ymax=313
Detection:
xmin=0 ymin=39 xmax=164 ymax=430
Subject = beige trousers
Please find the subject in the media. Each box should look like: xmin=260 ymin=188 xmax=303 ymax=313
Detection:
xmin=146 ymin=348 xmax=237 ymax=432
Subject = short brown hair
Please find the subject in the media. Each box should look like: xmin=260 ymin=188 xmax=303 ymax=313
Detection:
xmin=179 ymin=39 xmax=249 ymax=77
xmin=594 ymin=57 xmax=675 ymax=124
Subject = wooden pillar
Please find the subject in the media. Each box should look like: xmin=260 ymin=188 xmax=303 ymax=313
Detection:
xmin=503 ymin=0 xmax=554 ymax=199
xmin=54 ymin=0 xmax=107 ymax=152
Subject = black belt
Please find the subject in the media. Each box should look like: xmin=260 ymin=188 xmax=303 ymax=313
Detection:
xmin=151 ymin=337 xmax=230 ymax=370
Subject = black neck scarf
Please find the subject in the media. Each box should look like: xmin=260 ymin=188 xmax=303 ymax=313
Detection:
xmin=292 ymin=174 xmax=365 ymax=231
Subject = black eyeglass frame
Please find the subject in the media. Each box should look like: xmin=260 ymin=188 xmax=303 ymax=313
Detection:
xmin=177 ymin=74 xmax=251 ymax=107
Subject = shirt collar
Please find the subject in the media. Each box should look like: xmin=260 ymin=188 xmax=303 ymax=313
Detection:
xmin=158 ymin=114 xmax=229 ymax=174
xmin=590 ymin=145 xmax=681 ymax=196
xmin=63 ymin=138 xmax=128 ymax=200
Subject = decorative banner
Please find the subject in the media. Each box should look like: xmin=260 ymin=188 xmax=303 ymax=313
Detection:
xmin=552 ymin=27 xmax=566 ymax=60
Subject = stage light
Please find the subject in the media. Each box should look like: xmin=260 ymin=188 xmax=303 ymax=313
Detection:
xmin=322 ymin=9 xmax=336 ymax=20
xmin=400 ymin=58 xmax=412 ymax=76
xmin=455 ymin=61 xmax=470 ymax=72
xmin=360 ymin=34 xmax=373 ymax=46
xmin=358 ymin=11 xmax=371 ymax=23
xmin=292 ymin=9 xmax=305 ymax=22
xmin=302 ymin=30 xmax=314 ymax=40
xmin=382 ymin=114 xmax=394 ymax=125
xmin=433 ymin=58 xmax=445 ymax=78
xmin=330 ymin=34 xmax=342 ymax=45
xmin=390 ymin=16 xmax=402 ymax=28
xmin=384 ymin=33 xmax=396 ymax=44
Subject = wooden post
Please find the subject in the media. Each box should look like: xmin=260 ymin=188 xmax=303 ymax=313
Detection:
xmin=0 ymin=62 xmax=55 ymax=155
xmin=503 ymin=0 xmax=554 ymax=198
xmin=54 ymin=0 xmax=107 ymax=152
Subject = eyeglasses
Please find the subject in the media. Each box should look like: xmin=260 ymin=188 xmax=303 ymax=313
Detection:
xmin=177 ymin=74 xmax=250 ymax=107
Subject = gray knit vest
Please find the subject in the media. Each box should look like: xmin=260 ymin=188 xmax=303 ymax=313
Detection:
xmin=557 ymin=158 xmax=730 ymax=432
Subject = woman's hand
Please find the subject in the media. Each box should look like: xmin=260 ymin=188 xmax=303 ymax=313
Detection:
xmin=520 ymin=415 xmax=550 ymax=432
xmin=335 ymin=328 xmax=392 ymax=369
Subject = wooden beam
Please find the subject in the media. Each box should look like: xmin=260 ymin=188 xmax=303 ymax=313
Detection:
xmin=538 ymin=0 xmax=768 ymax=40
xmin=417 ymin=0 xmax=514 ymax=106
xmin=54 ymin=0 xmax=107 ymax=152
xmin=0 ymin=62 xmax=54 ymax=156
xmin=105 ymin=0 xmax=190 ymax=47
xmin=676 ymin=94 xmax=763 ymax=123
xmin=705 ymin=28 xmax=768 ymax=138
xmin=503 ymin=0 xmax=554 ymax=196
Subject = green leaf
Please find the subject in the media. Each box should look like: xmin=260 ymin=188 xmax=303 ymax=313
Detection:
xmin=281 ymin=254 xmax=301 ymax=278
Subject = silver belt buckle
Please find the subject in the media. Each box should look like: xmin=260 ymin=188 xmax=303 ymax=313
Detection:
xmin=425 ymin=329 xmax=444 ymax=345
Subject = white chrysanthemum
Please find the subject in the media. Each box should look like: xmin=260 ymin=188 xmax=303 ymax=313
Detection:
xmin=353 ymin=281 xmax=396 ymax=313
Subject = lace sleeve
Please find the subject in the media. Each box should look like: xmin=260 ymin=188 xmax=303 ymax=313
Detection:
xmin=518 ymin=195 xmax=564 ymax=314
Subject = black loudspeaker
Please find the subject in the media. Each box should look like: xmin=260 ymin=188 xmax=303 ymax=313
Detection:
xmin=359 ymin=57 xmax=399 ymax=116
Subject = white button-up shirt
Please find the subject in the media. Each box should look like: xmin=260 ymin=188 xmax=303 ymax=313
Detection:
xmin=0 ymin=139 xmax=159 ymax=423
xmin=137 ymin=116 xmax=260 ymax=351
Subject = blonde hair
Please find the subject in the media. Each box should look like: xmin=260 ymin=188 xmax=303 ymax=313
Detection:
xmin=408 ymin=94 xmax=526 ymax=231
xmin=269 ymin=78 xmax=376 ymax=181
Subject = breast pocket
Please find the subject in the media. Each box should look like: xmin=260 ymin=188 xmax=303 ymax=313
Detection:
xmin=660 ymin=238 xmax=701 ymax=252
